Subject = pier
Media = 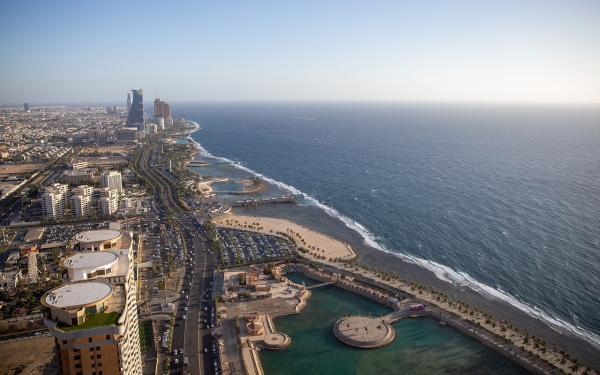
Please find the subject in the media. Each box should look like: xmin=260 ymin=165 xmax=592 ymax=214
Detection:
xmin=231 ymin=195 xmax=299 ymax=206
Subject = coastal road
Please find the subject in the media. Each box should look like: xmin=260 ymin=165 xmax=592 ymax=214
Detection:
xmin=170 ymin=214 xmax=217 ymax=375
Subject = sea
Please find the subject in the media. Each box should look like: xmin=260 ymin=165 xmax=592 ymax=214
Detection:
xmin=173 ymin=101 xmax=600 ymax=352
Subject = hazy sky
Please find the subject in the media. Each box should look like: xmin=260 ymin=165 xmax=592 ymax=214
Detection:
xmin=1 ymin=0 xmax=599 ymax=104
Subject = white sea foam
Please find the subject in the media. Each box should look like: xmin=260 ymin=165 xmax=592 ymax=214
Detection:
xmin=186 ymin=126 xmax=600 ymax=349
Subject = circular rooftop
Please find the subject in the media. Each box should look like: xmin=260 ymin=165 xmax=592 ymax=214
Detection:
xmin=45 ymin=282 xmax=112 ymax=308
xmin=63 ymin=252 xmax=118 ymax=269
xmin=74 ymin=229 xmax=121 ymax=243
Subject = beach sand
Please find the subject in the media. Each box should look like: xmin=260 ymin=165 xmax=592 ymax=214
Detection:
xmin=212 ymin=213 xmax=356 ymax=261
xmin=197 ymin=181 xmax=214 ymax=196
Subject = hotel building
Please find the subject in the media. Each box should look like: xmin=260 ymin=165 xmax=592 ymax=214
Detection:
xmin=41 ymin=228 xmax=142 ymax=375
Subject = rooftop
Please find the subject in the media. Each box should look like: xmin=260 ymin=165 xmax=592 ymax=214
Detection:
xmin=44 ymin=282 xmax=112 ymax=308
xmin=63 ymin=252 xmax=118 ymax=269
xmin=74 ymin=229 xmax=121 ymax=243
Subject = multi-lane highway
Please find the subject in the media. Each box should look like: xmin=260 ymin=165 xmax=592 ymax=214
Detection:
xmin=169 ymin=214 xmax=218 ymax=375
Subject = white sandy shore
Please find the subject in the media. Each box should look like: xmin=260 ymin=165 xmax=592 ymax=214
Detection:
xmin=212 ymin=214 xmax=356 ymax=260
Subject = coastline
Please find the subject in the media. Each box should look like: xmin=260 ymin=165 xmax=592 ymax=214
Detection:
xmin=183 ymin=119 xmax=600 ymax=370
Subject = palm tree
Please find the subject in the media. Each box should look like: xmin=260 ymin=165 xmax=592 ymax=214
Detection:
xmin=364 ymin=327 xmax=368 ymax=339
xmin=570 ymin=363 xmax=580 ymax=373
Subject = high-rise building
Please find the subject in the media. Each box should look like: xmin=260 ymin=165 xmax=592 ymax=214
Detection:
xmin=41 ymin=192 xmax=65 ymax=219
xmin=70 ymin=194 xmax=92 ymax=217
xmin=40 ymin=183 xmax=69 ymax=218
xmin=126 ymin=93 xmax=131 ymax=113
xmin=70 ymin=185 xmax=93 ymax=217
xmin=24 ymin=103 xmax=30 ymax=112
xmin=98 ymin=188 xmax=119 ymax=215
xmin=153 ymin=99 xmax=171 ymax=120
xmin=101 ymin=171 xmax=122 ymax=193
xmin=41 ymin=228 xmax=143 ymax=375
xmin=125 ymin=89 xmax=144 ymax=131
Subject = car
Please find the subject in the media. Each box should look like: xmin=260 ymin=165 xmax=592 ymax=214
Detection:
xmin=184 ymin=307 xmax=187 ymax=311
xmin=174 ymin=349 xmax=178 ymax=355
xmin=34 ymin=332 xmax=42 ymax=335
xmin=204 ymin=348 xmax=208 ymax=353
xmin=174 ymin=359 xmax=178 ymax=364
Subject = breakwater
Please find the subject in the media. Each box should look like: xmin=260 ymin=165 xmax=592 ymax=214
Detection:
xmin=232 ymin=195 xmax=299 ymax=207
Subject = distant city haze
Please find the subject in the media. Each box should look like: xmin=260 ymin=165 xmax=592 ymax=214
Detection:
xmin=1 ymin=0 xmax=599 ymax=104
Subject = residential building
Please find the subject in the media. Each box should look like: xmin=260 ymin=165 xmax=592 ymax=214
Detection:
xmin=42 ymin=191 xmax=65 ymax=219
xmin=41 ymin=228 xmax=143 ymax=375
xmin=101 ymin=171 xmax=122 ymax=193
xmin=98 ymin=188 xmax=119 ymax=215
xmin=64 ymin=169 xmax=96 ymax=184
xmin=70 ymin=185 xmax=93 ymax=217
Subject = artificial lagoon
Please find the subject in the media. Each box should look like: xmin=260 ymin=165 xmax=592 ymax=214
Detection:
xmin=260 ymin=273 xmax=530 ymax=375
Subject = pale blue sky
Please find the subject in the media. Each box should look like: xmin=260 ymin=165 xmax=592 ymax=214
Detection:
xmin=1 ymin=0 xmax=599 ymax=103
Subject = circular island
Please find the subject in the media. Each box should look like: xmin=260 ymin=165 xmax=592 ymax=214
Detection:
xmin=333 ymin=315 xmax=395 ymax=349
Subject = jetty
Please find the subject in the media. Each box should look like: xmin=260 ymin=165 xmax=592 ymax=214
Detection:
xmin=231 ymin=195 xmax=299 ymax=206
xmin=187 ymin=161 xmax=211 ymax=167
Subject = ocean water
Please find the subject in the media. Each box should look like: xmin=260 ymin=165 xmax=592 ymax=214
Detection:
xmin=174 ymin=102 xmax=600 ymax=348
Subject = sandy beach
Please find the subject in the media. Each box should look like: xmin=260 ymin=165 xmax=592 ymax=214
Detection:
xmin=197 ymin=181 xmax=214 ymax=196
xmin=212 ymin=213 xmax=356 ymax=261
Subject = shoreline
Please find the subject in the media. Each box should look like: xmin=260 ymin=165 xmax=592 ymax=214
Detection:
xmin=183 ymin=119 xmax=600 ymax=370
xmin=276 ymin=264 xmax=552 ymax=374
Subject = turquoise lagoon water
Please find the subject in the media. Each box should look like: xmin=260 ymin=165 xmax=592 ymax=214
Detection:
xmin=260 ymin=273 xmax=530 ymax=375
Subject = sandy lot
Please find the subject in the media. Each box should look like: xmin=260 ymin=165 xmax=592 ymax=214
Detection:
xmin=0 ymin=164 xmax=42 ymax=177
xmin=212 ymin=214 xmax=356 ymax=260
xmin=0 ymin=337 xmax=58 ymax=375
xmin=79 ymin=145 xmax=135 ymax=155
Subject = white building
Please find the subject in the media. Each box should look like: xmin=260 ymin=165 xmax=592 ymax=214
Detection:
xmin=70 ymin=194 xmax=92 ymax=217
xmin=101 ymin=171 xmax=123 ymax=193
xmin=41 ymin=191 xmax=65 ymax=219
xmin=70 ymin=185 xmax=93 ymax=217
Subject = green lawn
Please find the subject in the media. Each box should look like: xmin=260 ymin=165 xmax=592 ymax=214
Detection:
xmin=58 ymin=312 xmax=121 ymax=332
xmin=139 ymin=320 xmax=155 ymax=354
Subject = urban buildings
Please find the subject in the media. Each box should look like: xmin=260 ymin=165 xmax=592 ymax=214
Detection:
xmin=125 ymin=89 xmax=144 ymax=131
xmin=98 ymin=188 xmax=119 ymax=215
xmin=41 ymin=183 xmax=69 ymax=219
xmin=24 ymin=103 xmax=30 ymax=112
xmin=41 ymin=228 xmax=143 ymax=375
xmin=115 ymin=128 xmax=144 ymax=144
xmin=153 ymin=98 xmax=173 ymax=128
xmin=101 ymin=171 xmax=122 ymax=193
xmin=70 ymin=185 xmax=93 ymax=217
xmin=153 ymin=98 xmax=171 ymax=119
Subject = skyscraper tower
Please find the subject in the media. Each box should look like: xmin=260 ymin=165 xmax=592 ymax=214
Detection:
xmin=126 ymin=89 xmax=143 ymax=130
xmin=153 ymin=98 xmax=171 ymax=120
xmin=24 ymin=103 xmax=30 ymax=112
xmin=126 ymin=93 xmax=131 ymax=113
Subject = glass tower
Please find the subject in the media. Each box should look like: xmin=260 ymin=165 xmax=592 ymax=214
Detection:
xmin=125 ymin=89 xmax=144 ymax=130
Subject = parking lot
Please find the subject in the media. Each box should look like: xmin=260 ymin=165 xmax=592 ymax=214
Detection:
xmin=217 ymin=229 xmax=293 ymax=266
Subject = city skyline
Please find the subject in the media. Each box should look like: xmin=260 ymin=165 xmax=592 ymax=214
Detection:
xmin=1 ymin=0 xmax=599 ymax=104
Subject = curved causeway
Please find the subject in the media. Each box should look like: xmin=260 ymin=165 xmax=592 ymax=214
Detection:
xmin=333 ymin=316 xmax=395 ymax=349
